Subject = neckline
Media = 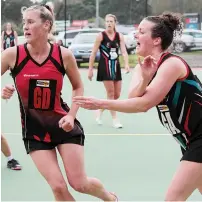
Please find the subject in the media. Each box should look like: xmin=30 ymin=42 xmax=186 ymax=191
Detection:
xmin=104 ymin=31 xmax=116 ymax=41
xmin=157 ymin=52 xmax=169 ymax=67
xmin=5 ymin=31 xmax=13 ymax=35
xmin=24 ymin=43 xmax=53 ymax=67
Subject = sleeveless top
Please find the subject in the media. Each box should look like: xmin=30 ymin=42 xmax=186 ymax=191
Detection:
xmin=3 ymin=31 xmax=15 ymax=49
xmin=97 ymin=31 xmax=122 ymax=81
xmin=10 ymin=43 xmax=80 ymax=140
xmin=156 ymin=53 xmax=202 ymax=150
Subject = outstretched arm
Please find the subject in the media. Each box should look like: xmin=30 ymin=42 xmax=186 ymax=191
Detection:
xmin=74 ymin=57 xmax=186 ymax=113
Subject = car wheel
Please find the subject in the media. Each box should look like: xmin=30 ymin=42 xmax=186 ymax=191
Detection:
xmin=77 ymin=62 xmax=81 ymax=68
xmin=174 ymin=42 xmax=186 ymax=53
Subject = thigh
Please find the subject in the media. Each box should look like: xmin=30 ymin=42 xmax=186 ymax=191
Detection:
xmin=166 ymin=160 xmax=202 ymax=200
xmin=30 ymin=148 xmax=65 ymax=185
xmin=57 ymin=144 xmax=86 ymax=180
xmin=24 ymin=139 xmax=56 ymax=154
xmin=103 ymin=81 xmax=115 ymax=95
xmin=198 ymin=185 xmax=202 ymax=194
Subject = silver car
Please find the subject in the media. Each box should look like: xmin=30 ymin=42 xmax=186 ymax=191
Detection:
xmin=68 ymin=33 xmax=100 ymax=67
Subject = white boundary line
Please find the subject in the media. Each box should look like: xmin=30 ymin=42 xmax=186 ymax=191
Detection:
xmin=3 ymin=133 xmax=170 ymax=136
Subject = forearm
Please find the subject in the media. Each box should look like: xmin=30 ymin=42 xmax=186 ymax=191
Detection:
xmin=101 ymin=97 xmax=149 ymax=113
xmin=128 ymin=78 xmax=150 ymax=98
xmin=69 ymin=86 xmax=84 ymax=118
xmin=89 ymin=53 xmax=96 ymax=69
xmin=122 ymin=53 xmax=129 ymax=66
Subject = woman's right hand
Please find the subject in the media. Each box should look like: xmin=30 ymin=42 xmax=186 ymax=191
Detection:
xmin=88 ymin=68 xmax=93 ymax=81
xmin=1 ymin=84 xmax=15 ymax=99
xmin=138 ymin=56 xmax=158 ymax=81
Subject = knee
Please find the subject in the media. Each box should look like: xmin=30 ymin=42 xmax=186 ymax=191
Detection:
xmin=114 ymin=92 xmax=120 ymax=99
xmin=50 ymin=180 xmax=68 ymax=195
xmin=107 ymin=91 xmax=115 ymax=99
xmin=69 ymin=178 xmax=88 ymax=193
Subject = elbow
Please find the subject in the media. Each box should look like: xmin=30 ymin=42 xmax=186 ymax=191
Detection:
xmin=142 ymin=102 xmax=154 ymax=112
xmin=137 ymin=101 xmax=152 ymax=113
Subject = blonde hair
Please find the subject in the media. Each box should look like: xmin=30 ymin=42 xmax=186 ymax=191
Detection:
xmin=105 ymin=14 xmax=117 ymax=23
xmin=23 ymin=4 xmax=55 ymax=33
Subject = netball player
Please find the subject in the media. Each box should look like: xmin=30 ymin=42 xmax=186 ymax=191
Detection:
xmin=88 ymin=14 xmax=130 ymax=128
xmin=74 ymin=12 xmax=202 ymax=201
xmin=1 ymin=4 xmax=117 ymax=201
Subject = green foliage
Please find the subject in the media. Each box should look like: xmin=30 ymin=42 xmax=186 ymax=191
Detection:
xmin=2 ymin=0 xmax=202 ymax=34
xmin=1 ymin=0 xmax=33 ymax=24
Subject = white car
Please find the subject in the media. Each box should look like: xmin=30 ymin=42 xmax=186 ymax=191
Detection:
xmin=125 ymin=30 xmax=137 ymax=54
xmin=56 ymin=28 xmax=104 ymax=47
xmin=173 ymin=29 xmax=202 ymax=53
xmin=183 ymin=29 xmax=202 ymax=47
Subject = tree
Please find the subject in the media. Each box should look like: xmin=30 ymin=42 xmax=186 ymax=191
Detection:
xmin=1 ymin=0 xmax=33 ymax=25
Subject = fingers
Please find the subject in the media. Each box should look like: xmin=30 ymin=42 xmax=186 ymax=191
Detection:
xmin=73 ymin=96 xmax=89 ymax=102
xmin=3 ymin=85 xmax=15 ymax=94
xmin=144 ymin=55 xmax=157 ymax=63
xmin=5 ymin=84 xmax=15 ymax=91
xmin=73 ymin=97 xmax=98 ymax=110
xmin=138 ymin=56 xmax=142 ymax=66
xmin=62 ymin=123 xmax=73 ymax=132
xmin=2 ymin=93 xmax=12 ymax=99
xmin=1 ymin=85 xmax=15 ymax=99
xmin=58 ymin=117 xmax=65 ymax=128
xmin=58 ymin=117 xmax=73 ymax=132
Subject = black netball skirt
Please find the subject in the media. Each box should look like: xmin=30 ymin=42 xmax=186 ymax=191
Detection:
xmin=97 ymin=60 xmax=122 ymax=81
xmin=181 ymin=136 xmax=202 ymax=163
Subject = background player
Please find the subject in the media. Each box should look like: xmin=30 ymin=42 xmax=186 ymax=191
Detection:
xmin=88 ymin=14 xmax=130 ymax=128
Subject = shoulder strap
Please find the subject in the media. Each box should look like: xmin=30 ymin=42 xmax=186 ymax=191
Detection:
xmin=11 ymin=44 xmax=29 ymax=77
xmin=50 ymin=44 xmax=65 ymax=75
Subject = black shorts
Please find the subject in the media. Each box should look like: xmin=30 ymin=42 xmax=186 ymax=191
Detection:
xmin=24 ymin=134 xmax=85 ymax=154
xmin=23 ymin=118 xmax=85 ymax=154
xmin=181 ymin=136 xmax=202 ymax=163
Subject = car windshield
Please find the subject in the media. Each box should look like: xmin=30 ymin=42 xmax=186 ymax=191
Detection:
xmin=73 ymin=34 xmax=97 ymax=44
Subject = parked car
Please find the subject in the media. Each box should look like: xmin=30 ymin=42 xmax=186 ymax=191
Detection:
xmin=125 ymin=30 xmax=137 ymax=54
xmin=183 ymin=29 xmax=202 ymax=47
xmin=68 ymin=33 xmax=100 ymax=67
xmin=55 ymin=28 xmax=104 ymax=48
xmin=172 ymin=29 xmax=202 ymax=53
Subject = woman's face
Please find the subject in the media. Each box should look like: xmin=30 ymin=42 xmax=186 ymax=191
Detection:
xmin=135 ymin=19 xmax=158 ymax=57
xmin=105 ymin=16 xmax=116 ymax=32
xmin=6 ymin=23 xmax=12 ymax=30
xmin=23 ymin=10 xmax=50 ymax=44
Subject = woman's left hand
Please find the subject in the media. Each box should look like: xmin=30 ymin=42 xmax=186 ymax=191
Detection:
xmin=73 ymin=96 xmax=102 ymax=110
xmin=124 ymin=65 xmax=130 ymax=74
xmin=59 ymin=114 xmax=75 ymax=132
